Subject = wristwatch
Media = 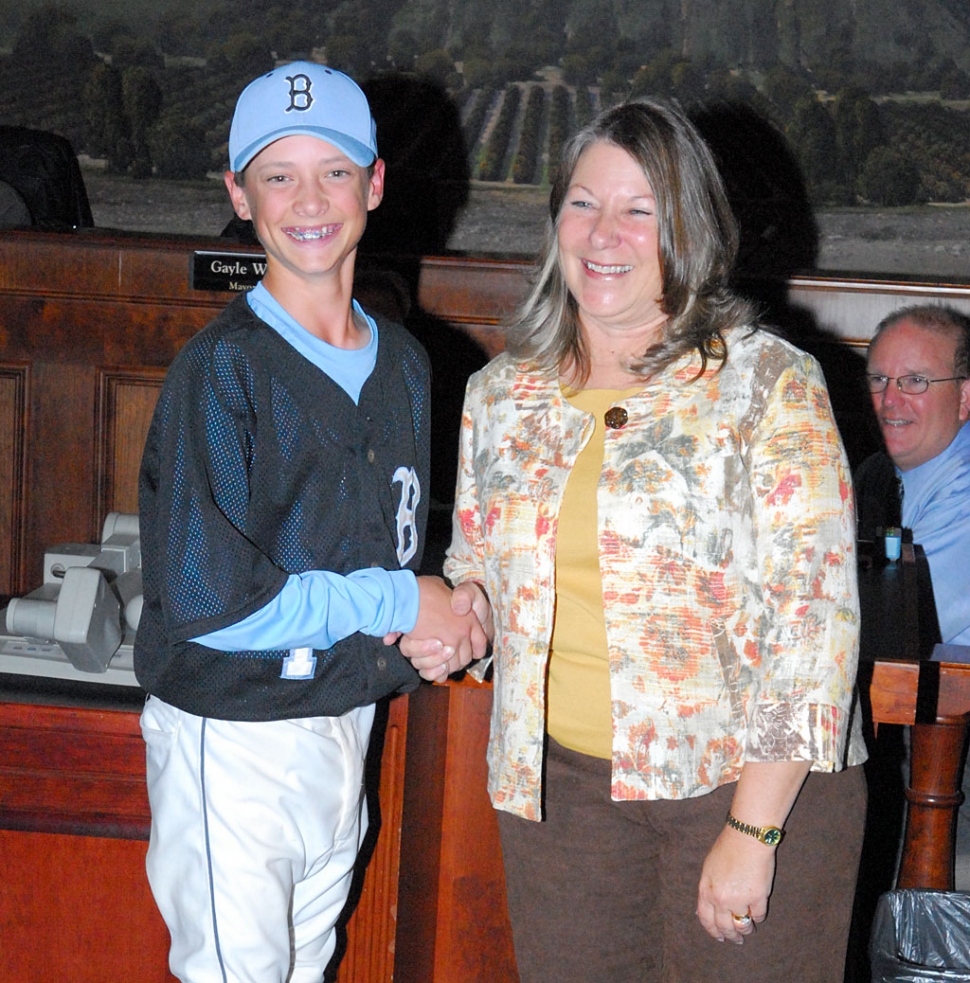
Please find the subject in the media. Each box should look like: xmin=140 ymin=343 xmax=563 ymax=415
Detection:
xmin=725 ymin=812 xmax=784 ymax=846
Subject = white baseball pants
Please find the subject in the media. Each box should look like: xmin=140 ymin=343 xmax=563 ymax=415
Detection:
xmin=140 ymin=695 xmax=374 ymax=983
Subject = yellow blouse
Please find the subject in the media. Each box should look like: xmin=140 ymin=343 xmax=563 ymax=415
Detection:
xmin=549 ymin=387 xmax=642 ymax=759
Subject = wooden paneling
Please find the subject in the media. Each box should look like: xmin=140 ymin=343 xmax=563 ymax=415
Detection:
xmin=0 ymin=702 xmax=151 ymax=838
xmin=0 ymin=234 xmax=222 ymax=587
xmin=785 ymin=273 xmax=970 ymax=344
xmin=337 ymin=701 xmax=408 ymax=982
xmin=397 ymin=679 xmax=518 ymax=982
xmin=0 ymin=366 xmax=27 ymax=595
xmin=0 ymin=830 xmax=177 ymax=983
xmin=28 ymin=360 xmax=100 ymax=551
xmin=96 ymin=370 xmax=166 ymax=519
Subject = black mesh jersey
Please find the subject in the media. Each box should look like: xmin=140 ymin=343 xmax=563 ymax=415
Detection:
xmin=134 ymin=294 xmax=430 ymax=721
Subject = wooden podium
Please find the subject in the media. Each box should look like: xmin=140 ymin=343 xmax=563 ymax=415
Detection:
xmin=396 ymin=678 xmax=517 ymax=981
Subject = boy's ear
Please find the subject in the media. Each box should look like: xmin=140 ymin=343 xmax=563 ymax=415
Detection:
xmin=224 ymin=171 xmax=252 ymax=220
xmin=367 ymin=159 xmax=386 ymax=213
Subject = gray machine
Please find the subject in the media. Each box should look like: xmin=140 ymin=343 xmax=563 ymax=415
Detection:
xmin=0 ymin=513 xmax=141 ymax=686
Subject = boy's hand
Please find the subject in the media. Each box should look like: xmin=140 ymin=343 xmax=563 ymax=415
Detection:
xmin=391 ymin=578 xmax=490 ymax=682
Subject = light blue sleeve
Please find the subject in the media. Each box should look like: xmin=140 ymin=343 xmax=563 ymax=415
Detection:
xmin=192 ymin=567 xmax=420 ymax=651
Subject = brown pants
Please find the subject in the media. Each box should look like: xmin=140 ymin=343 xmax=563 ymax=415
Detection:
xmin=498 ymin=738 xmax=867 ymax=983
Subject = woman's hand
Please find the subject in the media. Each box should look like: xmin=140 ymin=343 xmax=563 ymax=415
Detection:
xmin=696 ymin=825 xmax=775 ymax=943
xmin=447 ymin=580 xmax=494 ymax=643
xmin=695 ymin=759 xmax=811 ymax=943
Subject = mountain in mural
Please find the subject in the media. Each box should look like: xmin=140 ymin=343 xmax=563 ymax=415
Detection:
xmin=4 ymin=0 xmax=969 ymax=78
xmin=391 ymin=0 xmax=970 ymax=74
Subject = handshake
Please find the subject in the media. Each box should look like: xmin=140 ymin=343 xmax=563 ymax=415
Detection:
xmin=384 ymin=577 xmax=492 ymax=683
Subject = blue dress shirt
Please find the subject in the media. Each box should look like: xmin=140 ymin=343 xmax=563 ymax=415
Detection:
xmin=901 ymin=422 xmax=970 ymax=645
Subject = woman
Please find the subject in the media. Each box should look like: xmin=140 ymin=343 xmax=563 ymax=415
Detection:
xmin=424 ymin=100 xmax=866 ymax=982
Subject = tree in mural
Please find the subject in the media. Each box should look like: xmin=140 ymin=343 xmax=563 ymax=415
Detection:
xmin=860 ymin=147 xmax=922 ymax=206
xmin=149 ymin=113 xmax=212 ymax=180
xmin=833 ymin=87 xmax=884 ymax=194
xmin=786 ymin=97 xmax=844 ymax=204
xmin=12 ymin=3 xmax=95 ymax=74
xmin=84 ymin=63 xmax=132 ymax=173
xmin=122 ymin=67 xmax=163 ymax=178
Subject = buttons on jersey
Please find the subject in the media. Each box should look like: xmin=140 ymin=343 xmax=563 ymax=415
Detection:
xmin=604 ymin=406 xmax=629 ymax=429
xmin=367 ymin=448 xmax=376 ymax=464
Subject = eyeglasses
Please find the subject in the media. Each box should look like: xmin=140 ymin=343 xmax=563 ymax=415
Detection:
xmin=866 ymin=374 xmax=968 ymax=395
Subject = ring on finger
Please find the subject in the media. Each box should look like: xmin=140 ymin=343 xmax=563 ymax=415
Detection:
xmin=731 ymin=912 xmax=752 ymax=926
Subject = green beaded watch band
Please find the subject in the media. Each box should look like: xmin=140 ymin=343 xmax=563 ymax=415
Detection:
xmin=725 ymin=812 xmax=785 ymax=846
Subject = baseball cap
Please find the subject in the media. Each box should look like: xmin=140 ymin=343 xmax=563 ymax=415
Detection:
xmin=228 ymin=61 xmax=378 ymax=172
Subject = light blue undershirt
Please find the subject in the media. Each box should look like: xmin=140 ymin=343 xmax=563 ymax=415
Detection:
xmin=191 ymin=283 xmax=419 ymax=653
xmin=248 ymin=281 xmax=377 ymax=405
xmin=900 ymin=422 xmax=970 ymax=645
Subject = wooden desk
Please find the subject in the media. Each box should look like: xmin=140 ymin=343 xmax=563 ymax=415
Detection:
xmin=1 ymin=579 xmax=963 ymax=981
xmin=2 ymin=548 xmax=960 ymax=983
xmin=0 ymin=678 xmax=408 ymax=983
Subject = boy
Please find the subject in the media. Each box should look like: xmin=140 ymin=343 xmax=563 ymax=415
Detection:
xmin=135 ymin=61 xmax=484 ymax=982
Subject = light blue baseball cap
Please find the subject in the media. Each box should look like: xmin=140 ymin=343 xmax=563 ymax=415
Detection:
xmin=228 ymin=61 xmax=378 ymax=172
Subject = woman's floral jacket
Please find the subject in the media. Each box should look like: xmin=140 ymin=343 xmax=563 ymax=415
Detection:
xmin=444 ymin=326 xmax=867 ymax=820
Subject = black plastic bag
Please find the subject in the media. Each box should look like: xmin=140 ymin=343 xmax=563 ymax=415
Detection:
xmin=870 ymin=890 xmax=970 ymax=982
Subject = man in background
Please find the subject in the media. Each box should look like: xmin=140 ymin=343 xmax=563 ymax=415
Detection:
xmin=855 ymin=303 xmax=970 ymax=888
xmin=856 ymin=304 xmax=970 ymax=645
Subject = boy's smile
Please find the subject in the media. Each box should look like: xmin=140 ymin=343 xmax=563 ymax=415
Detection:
xmin=285 ymin=225 xmax=342 ymax=242
xmin=225 ymin=134 xmax=384 ymax=292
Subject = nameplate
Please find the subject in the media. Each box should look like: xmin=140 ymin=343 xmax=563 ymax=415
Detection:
xmin=191 ymin=250 xmax=267 ymax=292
